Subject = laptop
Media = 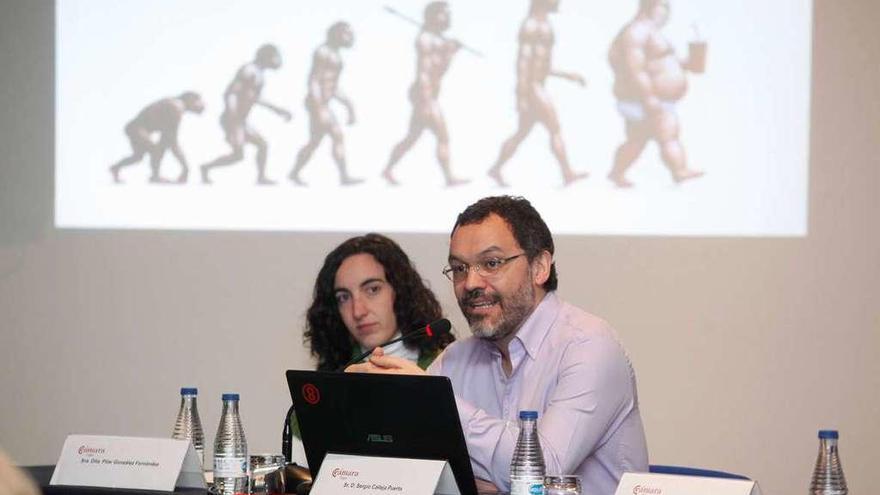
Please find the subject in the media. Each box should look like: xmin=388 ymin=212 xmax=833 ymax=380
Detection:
xmin=285 ymin=370 xmax=478 ymax=495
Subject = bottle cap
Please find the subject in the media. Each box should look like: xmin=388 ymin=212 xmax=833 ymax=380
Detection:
xmin=180 ymin=387 xmax=198 ymax=395
xmin=818 ymin=430 xmax=839 ymax=439
xmin=222 ymin=393 xmax=240 ymax=401
xmin=519 ymin=410 xmax=538 ymax=420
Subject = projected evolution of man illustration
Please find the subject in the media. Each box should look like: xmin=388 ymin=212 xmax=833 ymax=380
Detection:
xmin=56 ymin=0 xmax=812 ymax=235
xmin=105 ymin=0 xmax=704 ymax=189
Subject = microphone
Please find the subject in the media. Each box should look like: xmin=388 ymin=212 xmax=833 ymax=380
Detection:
xmin=341 ymin=318 xmax=451 ymax=370
xmin=282 ymin=318 xmax=451 ymax=462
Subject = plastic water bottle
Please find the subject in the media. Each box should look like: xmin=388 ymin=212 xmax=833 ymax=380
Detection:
xmin=510 ymin=410 xmax=546 ymax=495
xmin=810 ymin=430 xmax=848 ymax=495
xmin=214 ymin=393 xmax=249 ymax=495
xmin=172 ymin=387 xmax=205 ymax=468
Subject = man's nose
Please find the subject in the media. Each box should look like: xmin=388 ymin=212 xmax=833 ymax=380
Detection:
xmin=461 ymin=266 xmax=487 ymax=292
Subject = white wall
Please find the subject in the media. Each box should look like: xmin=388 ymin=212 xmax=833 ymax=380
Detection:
xmin=1 ymin=2 xmax=878 ymax=495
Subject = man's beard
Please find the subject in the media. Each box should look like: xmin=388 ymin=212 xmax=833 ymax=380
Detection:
xmin=459 ymin=280 xmax=535 ymax=342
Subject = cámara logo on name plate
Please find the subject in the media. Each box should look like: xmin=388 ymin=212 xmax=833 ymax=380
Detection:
xmin=77 ymin=445 xmax=106 ymax=456
xmin=331 ymin=467 xmax=359 ymax=478
xmin=633 ymin=485 xmax=662 ymax=495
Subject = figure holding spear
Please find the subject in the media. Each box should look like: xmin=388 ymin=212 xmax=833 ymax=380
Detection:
xmin=382 ymin=2 xmax=477 ymax=187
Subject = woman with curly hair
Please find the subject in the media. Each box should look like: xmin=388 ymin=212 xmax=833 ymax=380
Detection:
xmin=286 ymin=233 xmax=455 ymax=456
xmin=304 ymin=233 xmax=454 ymax=371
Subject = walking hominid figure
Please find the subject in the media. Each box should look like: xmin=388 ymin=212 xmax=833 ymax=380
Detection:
xmin=289 ymin=22 xmax=363 ymax=186
xmin=607 ymin=0 xmax=704 ymax=187
xmin=200 ymin=44 xmax=291 ymax=185
xmin=489 ymin=0 xmax=589 ymax=188
xmin=382 ymin=2 xmax=469 ymax=187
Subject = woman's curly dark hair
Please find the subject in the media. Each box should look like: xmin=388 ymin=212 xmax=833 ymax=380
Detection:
xmin=303 ymin=233 xmax=454 ymax=371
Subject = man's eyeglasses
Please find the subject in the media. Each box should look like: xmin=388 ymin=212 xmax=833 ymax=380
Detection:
xmin=442 ymin=253 xmax=525 ymax=282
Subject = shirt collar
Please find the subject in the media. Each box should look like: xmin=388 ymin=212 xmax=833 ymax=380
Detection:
xmin=514 ymin=291 xmax=561 ymax=359
xmin=481 ymin=291 xmax=561 ymax=360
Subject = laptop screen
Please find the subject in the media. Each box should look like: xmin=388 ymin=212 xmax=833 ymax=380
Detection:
xmin=286 ymin=370 xmax=478 ymax=495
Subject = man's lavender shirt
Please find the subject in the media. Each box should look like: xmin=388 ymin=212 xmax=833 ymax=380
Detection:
xmin=428 ymin=292 xmax=649 ymax=495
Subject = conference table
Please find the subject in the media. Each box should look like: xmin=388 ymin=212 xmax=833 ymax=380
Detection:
xmin=28 ymin=466 xmax=215 ymax=495
xmin=25 ymin=465 xmax=506 ymax=495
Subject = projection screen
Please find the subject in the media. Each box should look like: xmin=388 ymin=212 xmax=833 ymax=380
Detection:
xmin=55 ymin=0 xmax=812 ymax=236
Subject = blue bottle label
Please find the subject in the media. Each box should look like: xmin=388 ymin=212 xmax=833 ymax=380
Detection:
xmin=511 ymin=480 xmax=545 ymax=495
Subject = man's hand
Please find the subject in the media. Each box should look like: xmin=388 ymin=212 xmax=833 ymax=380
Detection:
xmin=475 ymin=478 xmax=500 ymax=494
xmin=345 ymin=348 xmax=426 ymax=375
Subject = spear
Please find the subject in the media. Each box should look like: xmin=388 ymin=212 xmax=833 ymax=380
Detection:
xmin=383 ymin=5 xmax=485 ymax=58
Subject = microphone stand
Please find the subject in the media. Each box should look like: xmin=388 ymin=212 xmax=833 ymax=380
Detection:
xmin=282 ymin=403 xmax=294 ymax=463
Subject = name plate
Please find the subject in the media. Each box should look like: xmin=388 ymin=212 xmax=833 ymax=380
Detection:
xmin=50 ymin=434 xmax=206 ymax=492
xmin=311 ymin=452 xmax=460 ymax=495
xmin=615 ymin=472 xmax=762 ymax=495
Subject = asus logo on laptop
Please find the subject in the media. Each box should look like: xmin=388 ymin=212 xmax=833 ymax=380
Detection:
xmin=366 ymin=434 xmax=394 ymax=443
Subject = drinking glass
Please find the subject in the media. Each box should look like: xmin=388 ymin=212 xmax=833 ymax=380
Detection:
xmin=544 ymin=475 xmax=582 ymax=495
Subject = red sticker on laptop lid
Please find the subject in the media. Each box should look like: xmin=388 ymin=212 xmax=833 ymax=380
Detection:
xmin=302 ymin=383 xmax=320 ymax=405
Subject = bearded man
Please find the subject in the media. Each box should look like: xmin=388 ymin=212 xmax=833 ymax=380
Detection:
xmin=349 ymin=195 xmax=649 ymax=495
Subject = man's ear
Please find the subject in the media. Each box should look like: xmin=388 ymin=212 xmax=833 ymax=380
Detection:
xmin=530 ymin=250 xmax=552 ymax=287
